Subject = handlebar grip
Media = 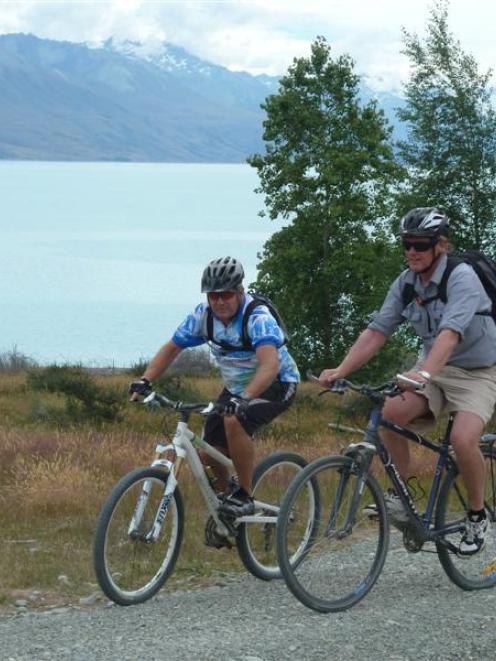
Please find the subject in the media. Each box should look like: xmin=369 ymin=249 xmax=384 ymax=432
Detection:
xmin=396 ymin=374 xmax=426 ymax=390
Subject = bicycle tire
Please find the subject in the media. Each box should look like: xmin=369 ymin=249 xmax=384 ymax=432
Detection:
xmin=235 ymin=451 xmax=320 ymax=581
xmin=436 ymin=444 xmax=496 ymax=591
xmin=276 ymin=454 xmax=389 ymax=612
xmin=94 ymin=466 xmax=184 ymax=605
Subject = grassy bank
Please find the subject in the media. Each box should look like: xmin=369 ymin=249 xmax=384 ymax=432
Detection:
xmin=0 ymin=368 xmax=442 ymax=611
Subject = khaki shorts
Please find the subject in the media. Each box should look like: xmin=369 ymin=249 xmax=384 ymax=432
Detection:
xmin=411 ymin=364 xmax=496 ymax=430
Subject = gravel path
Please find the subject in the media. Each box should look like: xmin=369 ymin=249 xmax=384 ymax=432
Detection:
xmin=2 ymin=544 xmax=496 ymax=661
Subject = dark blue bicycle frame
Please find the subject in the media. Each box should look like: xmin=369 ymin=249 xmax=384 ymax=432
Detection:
xmin=361 ymin=405 xmax=464 ymax=551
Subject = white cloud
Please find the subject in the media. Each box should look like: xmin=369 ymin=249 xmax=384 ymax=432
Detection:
xmin=0 ymin=0 xmax=495 ymax=90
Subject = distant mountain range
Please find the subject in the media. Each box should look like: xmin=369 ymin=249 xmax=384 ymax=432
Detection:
xmin=0 ymin=33 xmax=405 ymax=162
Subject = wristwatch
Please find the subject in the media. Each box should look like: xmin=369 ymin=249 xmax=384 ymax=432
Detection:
xmin=418 ymin=370 xmax=431 ymax=381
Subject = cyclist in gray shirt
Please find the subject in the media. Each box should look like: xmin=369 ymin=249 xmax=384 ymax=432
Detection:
xmin=319 ymin=207 xmax=496 ymax=556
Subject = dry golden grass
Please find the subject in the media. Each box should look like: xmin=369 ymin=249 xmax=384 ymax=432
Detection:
xmin=0 ymin=371 xmax=445 ymax=609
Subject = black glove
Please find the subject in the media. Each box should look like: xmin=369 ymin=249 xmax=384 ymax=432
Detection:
xmin=225 ymin=395 xmax=250 ymax=419
xmin=128 ymin=377 xmax=152 ymax=395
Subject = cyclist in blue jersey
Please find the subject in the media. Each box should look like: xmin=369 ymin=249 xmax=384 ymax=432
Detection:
xmin=130 ymin=256 xmax=300 ymax=518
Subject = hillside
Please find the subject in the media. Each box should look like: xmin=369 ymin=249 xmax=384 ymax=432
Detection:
xmin=0 ymin=33 xmax=405 ymax=162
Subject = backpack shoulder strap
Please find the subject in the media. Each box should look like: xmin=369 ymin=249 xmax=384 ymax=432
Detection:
xmin=206 ymin=306 xmax=215 ymax=343
xmin=436 ymin=254 xmax=463 ymax=303
xmin=241 ymin=299 xmax=261 ymax=348
xmin=402 ymin=282 xmax=416 ymax=309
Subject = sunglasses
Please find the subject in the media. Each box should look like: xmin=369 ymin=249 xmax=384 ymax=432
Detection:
xmin=402 ymin=239 xmax=437 ymax=252
xmin=208 ymin=291 xmax=238 ymax=302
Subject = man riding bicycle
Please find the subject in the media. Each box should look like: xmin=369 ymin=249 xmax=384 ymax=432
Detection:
xmin=319 ymin=207 xmax=496 ymax=556
xmin=130 ymin=256 xmax=300 ymax=518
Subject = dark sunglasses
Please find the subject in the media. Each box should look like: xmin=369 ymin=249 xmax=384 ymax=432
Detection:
xmin=402 ymin=239 xmax=437 ymax=252
xmin=208 ymin=291 xmax=237 ymax=302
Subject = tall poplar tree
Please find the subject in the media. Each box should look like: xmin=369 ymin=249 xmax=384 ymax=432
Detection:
xmin=398 ymin=1 xmax=496 ymax=253
xmin=249 ymin=37 xmax=403 ymax=374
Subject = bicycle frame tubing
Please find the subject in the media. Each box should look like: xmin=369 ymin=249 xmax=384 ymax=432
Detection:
xmin=361 ymin=405 xmax=460 ymax=545
xmin=149 ymin=419 xmax=233 ymax=539
xmin=144 ymin=416 xmax=281 ymax=541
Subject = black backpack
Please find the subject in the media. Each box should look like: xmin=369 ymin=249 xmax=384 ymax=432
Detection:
xmin=206 ymin=292 xmax=288 ymax=352
xmin=402 ymin=250 xmax=496 ymax=323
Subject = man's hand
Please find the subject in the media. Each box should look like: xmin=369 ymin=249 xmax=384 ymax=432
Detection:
xmin=128 ymin=377 xmax=152 ymax=401
xmin=396 ymin=370 xmax=429 ymax=392
xmin=318 ymin=368 xmax=343 ymax=388
xmin=224 ymin=395 xmax=250 ymax=419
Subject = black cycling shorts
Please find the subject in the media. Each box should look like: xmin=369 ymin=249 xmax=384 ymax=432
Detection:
xmin=203 ymin=381 xmax=297 ymax=451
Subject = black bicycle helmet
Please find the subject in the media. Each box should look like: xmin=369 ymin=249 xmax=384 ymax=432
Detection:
xmin=400 ymin=207 xmax=449 ymax=238
xmin=201 ymin=256 xmax=245 ymax=292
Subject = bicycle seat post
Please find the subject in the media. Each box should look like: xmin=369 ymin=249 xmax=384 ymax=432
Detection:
xmin=440 ymin=413 xmax=455 ymax=449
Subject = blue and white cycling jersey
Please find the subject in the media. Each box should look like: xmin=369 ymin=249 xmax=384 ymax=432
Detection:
xmin=172 ymin=294 xmax=300 ymax=395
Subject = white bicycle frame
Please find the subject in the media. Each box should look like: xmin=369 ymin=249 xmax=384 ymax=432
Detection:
xmin=128 ymin=393 xmax=280 ymax=542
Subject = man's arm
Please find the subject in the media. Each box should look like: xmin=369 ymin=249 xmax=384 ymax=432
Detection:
xmin=142 ymin=340 xmax=183 ymax=382
xmin=242 ymin=344 xmax=280 ymax=399
xmin=398 ymin=328 xmax=459 ymax=391
xmin=319 ymin=328 xmax=387 ymax=385
xmin=414 ymin=329 xmax=460 ymax=378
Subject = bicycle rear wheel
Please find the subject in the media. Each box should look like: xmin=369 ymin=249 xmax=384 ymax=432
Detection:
xmin=436 ymin=445 xmax=496 ymax=590
xmin=94 ymin=466 xmax=184 ymax=605
xmin=236 ymin=451 xmax=319 ymax=581
xmin=276 ymin=454 xmax=389 ymax=612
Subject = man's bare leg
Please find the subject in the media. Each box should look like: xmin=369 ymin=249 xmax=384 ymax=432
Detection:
xmin=224 ymin=416 xmax=254 ymax=494
xmin=450 ymin=411 xmax=486 ymax=511
xmin=381 ymin=392 xmax=432 ymax=478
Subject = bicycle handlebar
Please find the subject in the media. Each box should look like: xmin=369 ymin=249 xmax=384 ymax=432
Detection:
xmin=140 ymin=390 xmax=271 ymax=416
xmin=141 ymin=390 xmax=215 ymax=414
xmin=307 ymin=371 xmax=425 ymax=401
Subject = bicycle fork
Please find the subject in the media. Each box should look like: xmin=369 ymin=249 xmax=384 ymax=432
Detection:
xmin=128 ymin=470 xmax=179 ymax=543
xmin=128 ymin=443 xmax=181 ymax=543
xmin=325 ymin=443 xmax=376 ymax=538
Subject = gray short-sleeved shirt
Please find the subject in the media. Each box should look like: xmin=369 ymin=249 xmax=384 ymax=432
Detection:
xmin=368 ymin=253 xmax=496 ymax=369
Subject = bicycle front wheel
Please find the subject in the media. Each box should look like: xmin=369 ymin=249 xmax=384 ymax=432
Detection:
xmin=277 ymin=454 xmax=389 ymax=612
xmin=94 ymin=466 xmax=184 ymax=605
xmin=436 ymin=445 xmax=496 ymax=591
xmin=236 ymin=451 xmax=319 ymax=581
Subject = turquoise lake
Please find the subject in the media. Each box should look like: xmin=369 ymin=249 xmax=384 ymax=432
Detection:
xmin=0 ymin=161 xmax=283 ymax=366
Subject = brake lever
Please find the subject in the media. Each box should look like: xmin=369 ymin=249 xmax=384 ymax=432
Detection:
xmin=143 ymin=391 xmax=161 ymax=408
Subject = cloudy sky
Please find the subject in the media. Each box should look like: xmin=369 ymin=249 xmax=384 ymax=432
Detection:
xmin=0 ymin=0 xmax=494 ymax=91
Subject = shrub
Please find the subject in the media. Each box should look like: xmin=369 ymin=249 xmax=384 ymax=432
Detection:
xmin=26 ymin=365 xmax=124 ymax=424
xmin=129 ymin=347 xmax=214 ymax=377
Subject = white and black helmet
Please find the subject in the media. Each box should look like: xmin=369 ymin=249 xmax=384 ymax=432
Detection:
xmin=400 ymin=207 xmax=449 ymax=238
xmin=201 ymin=256 xmax=245 ymax=292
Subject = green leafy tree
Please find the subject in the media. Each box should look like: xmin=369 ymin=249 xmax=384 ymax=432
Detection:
xmin=397 ymin=0 xmax=496 ymax=253
xmin=250 ymin=37 xmax=404 ymax=376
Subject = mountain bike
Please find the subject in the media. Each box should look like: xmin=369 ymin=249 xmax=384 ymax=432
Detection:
xmin=276 ymin=375 xmax=496 ymax=613
xmin=93 ymin=389 xmax=319 ymax=605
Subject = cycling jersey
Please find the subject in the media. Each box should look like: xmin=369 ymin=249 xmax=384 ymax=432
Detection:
xmin=172 ymin=294 xmax=300 ymax=395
